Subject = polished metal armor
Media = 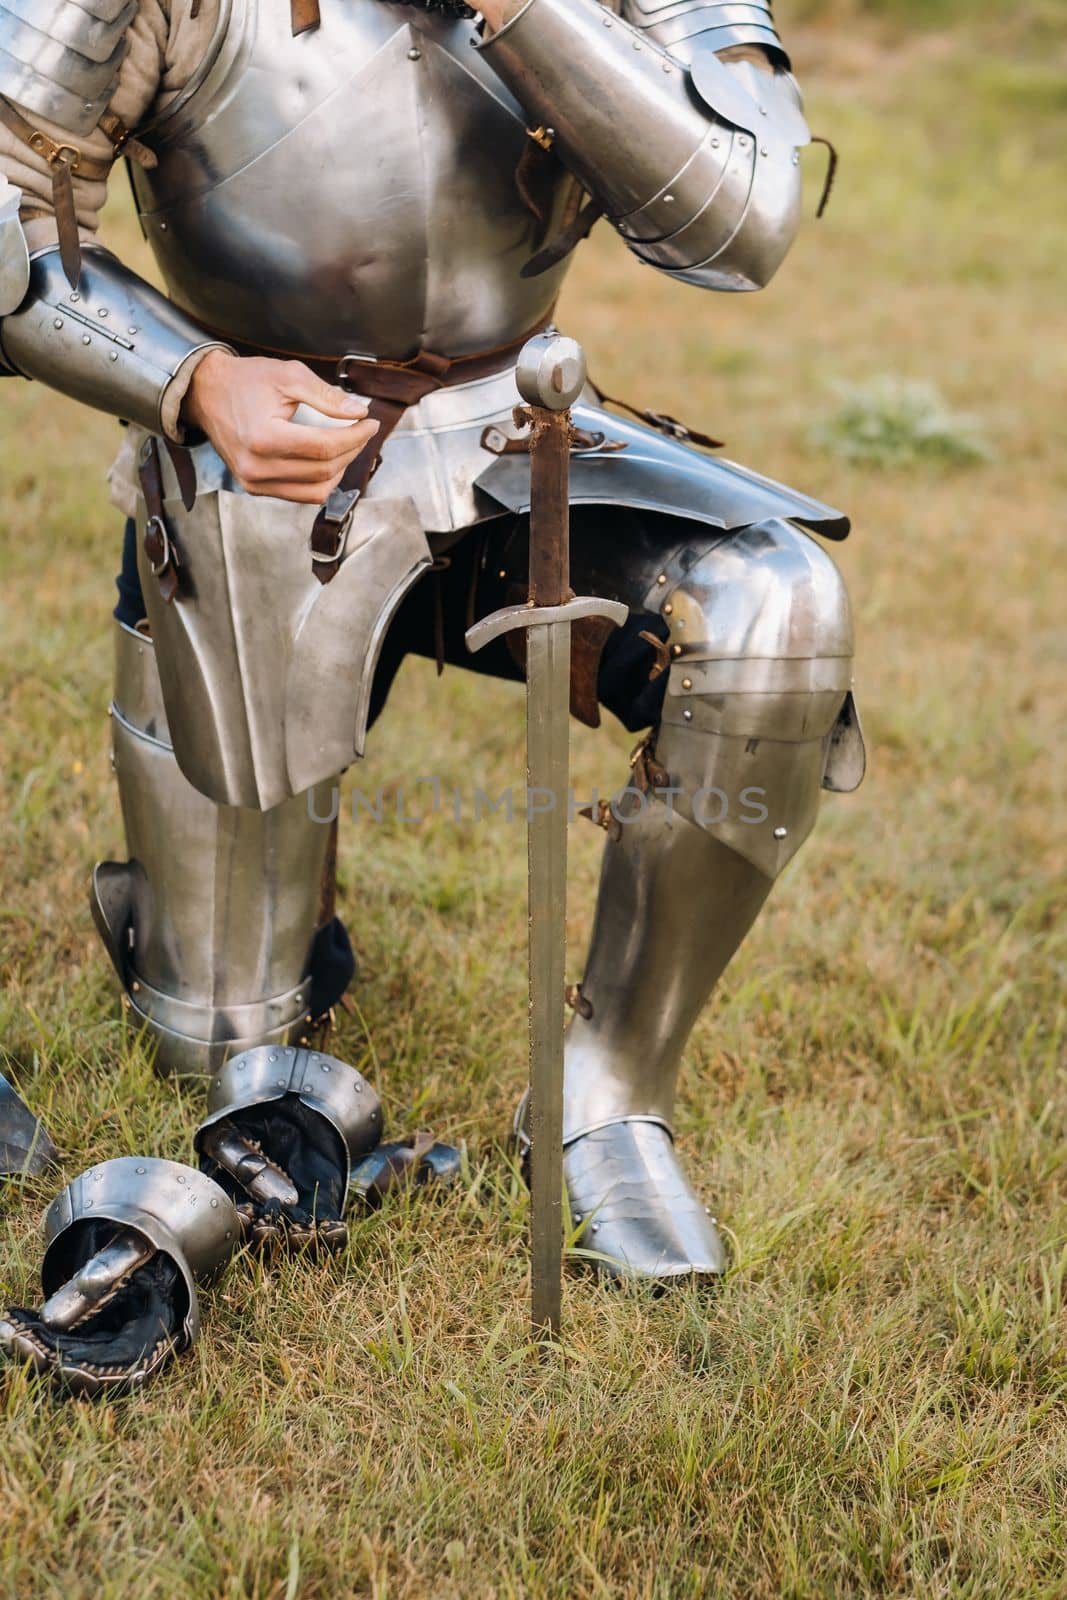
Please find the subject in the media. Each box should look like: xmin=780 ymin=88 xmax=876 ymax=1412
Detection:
xmin=0 ymin=0 xmax=865 ymax=1285
xmin=0 ymin=0 xmax=133 ymax=137
xmin=0 ymin=245 xmax=229 ymax=430
xmin=196 ymin=1046 xmax=383 ymax=1194
xmin=138 ymin=371 xmax=847 ymax=810
xmin=41 ymin=1157 xmax=240 ymax=1351
xmin=92 ymin=620 xmax=333 ymax=1076
xmin=481 ymin=0 xmax=808 ymax=289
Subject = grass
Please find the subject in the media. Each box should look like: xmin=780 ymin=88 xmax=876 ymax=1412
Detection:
xmin=0 ymin=7 xmax=1065 ymax=1597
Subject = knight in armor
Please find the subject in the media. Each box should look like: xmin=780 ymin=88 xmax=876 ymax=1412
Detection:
xmin=0 ymin=0 xmax=864 ymax=1387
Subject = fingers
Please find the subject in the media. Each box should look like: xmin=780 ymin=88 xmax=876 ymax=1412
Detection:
xmin=229 ymin=416 xmax=379 ymax=499
xmin=279 ymin=362 xmax=372 ymax=422
xmin=248 ymin=415 xmax=380 ymax=467
xmin=240 ymin=476 xmax=347 ymax=504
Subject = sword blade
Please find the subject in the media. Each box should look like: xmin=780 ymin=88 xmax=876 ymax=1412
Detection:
xmin=525 ymin=617 xmax=572 ymax=1340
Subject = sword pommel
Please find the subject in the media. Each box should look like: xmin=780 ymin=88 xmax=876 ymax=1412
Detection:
xmin=515 ymin=332 xmax=587 ymax=412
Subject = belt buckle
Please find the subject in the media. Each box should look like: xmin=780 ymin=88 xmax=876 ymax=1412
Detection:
xmin=336 ymin=353 xmax=378 ymax=392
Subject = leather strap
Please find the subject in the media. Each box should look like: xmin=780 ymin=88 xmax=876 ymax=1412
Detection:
xmin=520 ymin=195 xmax=604 ymax=280
xmin=215 ymin=320 xmax=553 ymax=584
xmin=98 ymin=111 xmax=158 ymax=172
xmin=138 ymin=437 xmax=181 ymax=604
xmin=163 ymin=439 xmax=197 ymax=512
xmin=589 ymin=381 xmax=724 ymax=451
xmin=290 ymin=0 xmax=321 ymax=33
xmin=0 ymin=95 xmax=113 ymax=291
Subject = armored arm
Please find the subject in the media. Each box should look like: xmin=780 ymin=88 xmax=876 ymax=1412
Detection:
xmin=478 ymin=0 xmax=811 ymax=291
xmin=0 ymin=0 xmax=228 ymax=434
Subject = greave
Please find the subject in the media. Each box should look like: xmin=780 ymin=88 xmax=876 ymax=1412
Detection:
xmin=92 ymin=622 xmax=335 ymax=1078
xmin=560 ymin=520 xmax=863 ymax=1279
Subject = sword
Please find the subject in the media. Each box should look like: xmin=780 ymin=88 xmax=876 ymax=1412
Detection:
xmin=466 ymin=333 xmax=627 ymax=1339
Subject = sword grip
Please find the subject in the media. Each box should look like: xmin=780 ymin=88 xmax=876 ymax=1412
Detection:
xmin=527 ymin=407 xmax=573 ymax=609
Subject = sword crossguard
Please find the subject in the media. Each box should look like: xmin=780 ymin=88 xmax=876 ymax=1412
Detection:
xmin=465 ymin=596 xmax=628 ymax=655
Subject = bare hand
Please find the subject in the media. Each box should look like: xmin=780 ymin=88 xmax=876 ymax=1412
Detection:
xmin=182 ymin=349 xmax=380 ymax=505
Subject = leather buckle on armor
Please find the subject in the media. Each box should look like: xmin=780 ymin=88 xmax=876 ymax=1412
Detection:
xmin=309 ymin=485 xmax=359 ymax=584
xmin=335 ymin=353 xmax=379 ymax=392
xmin=138 ymin=437 xmax=182 ymax=605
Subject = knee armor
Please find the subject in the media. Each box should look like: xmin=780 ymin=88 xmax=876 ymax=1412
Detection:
xmin=649 ymin=518 xmax=863 ymax=875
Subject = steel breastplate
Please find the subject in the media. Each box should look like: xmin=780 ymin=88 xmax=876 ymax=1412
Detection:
xmin=130 ymin=0 xmax=573 ymax=358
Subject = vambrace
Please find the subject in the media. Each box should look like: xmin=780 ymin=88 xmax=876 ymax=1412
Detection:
xmin=478 ymin=0 xmax=810 ymax=289
xmin=0 ymin=245 xmax=229 ymax=431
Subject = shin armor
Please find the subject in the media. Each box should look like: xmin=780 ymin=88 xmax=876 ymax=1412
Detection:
xmin=91 ymin=620 xmax=335 ymax=1078
xmin=561 ymin=519 xmax=864 ymax=1278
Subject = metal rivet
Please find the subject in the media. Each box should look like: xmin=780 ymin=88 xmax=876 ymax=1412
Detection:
xmin=127 ymin=326 xmax=138 ymax=335
xmin=354 ymin=1082 xmax=362 ymax=1092
xmin=109 ymin=351 xmax=119 ymax=362
xmin=225 ymin=1230 xmax=232 ymax=1239
xmin=573 ymin=1213 xmax=582 ymax=1224
xmin=85 ymin=1199 xmax=93 ymax=1207
xmin=591 ymin=1223 xmax=600 ymax=1233
xmin=759 ymin=104 xmax=767 ymax=115
xmin=131 ymin=980 xmax=140 ymax=993
xmin=681 ymin=677 xmax=692 ymax=690
xmin=498 ymin=569 xmax=507 ymax=579
xmin=69 ymin=292 xmax=80 ymax=303
xmin=663 ymin=62 xmax=672 ymax=72
xmin=632 ymin=38 xmax=640 ymax=48
xmin=159 ymin=221 xmax=167 ymax=231
xmin=210 ymin=1198 xmax=218 ymax=1208
xmin=683 ymin=709 xmax=693 ymax=722
xmin=760 ymin=146 xmax=768 ymax=157
xmin=81 ymin=334 xmax=91 ymax=345
xmin=276 ymin=1079 xmax=286 ymax=1087
xmin=53 ymin=317 xmax=63 ymax=329
xmin=773 ymin=826 xmax=787 ymax=839
xmin=237 ymin=1059 xmax=247 ymax=1069
xmin=98 ymin=307 xmax=109 ymax=318
xmin=792 ymin=152 xmax=800 ymax=165
xmin=671 ymin=643 xmax=683 ymax=657
xmin=711 ymin=138 xmax=720 ymax=149
xmin=177 ymin=1175 xmax=186 ymax=1184
xmin=663 ymin=193 xmax=674 ymax=204
xmin=269 ymin=1052 xmax=278 ymax=1062
xmin=656 ymin=573 xmax=667 ymax=585
xmin=663 ymin=603 xmax=673 ymax=615
xmin=407 ymin=46 xmax=420 ymax=59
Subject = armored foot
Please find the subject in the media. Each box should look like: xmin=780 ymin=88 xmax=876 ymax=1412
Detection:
xmin=564 ymin=1120 xmax=727 ymax=1282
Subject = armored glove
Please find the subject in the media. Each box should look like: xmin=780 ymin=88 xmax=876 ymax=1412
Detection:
xmin=195 ymin=1046 xmax=384 ymax=1252
xmin=0 ymin=1158 xmax=240 ymax=1396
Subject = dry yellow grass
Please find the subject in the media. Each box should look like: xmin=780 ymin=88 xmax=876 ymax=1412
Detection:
xmin=0 ymin=6 xmax=1064 ymax=1597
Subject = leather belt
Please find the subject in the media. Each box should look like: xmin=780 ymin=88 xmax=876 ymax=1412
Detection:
xmin=220 ymin=319 xmax=552 ymax=583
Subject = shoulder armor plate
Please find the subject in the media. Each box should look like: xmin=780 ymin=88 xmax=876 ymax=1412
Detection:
xmin=0 ymin=0 xmax=135 ymax=137
xmin=621 ymin=0 xmax=788 ymax=64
